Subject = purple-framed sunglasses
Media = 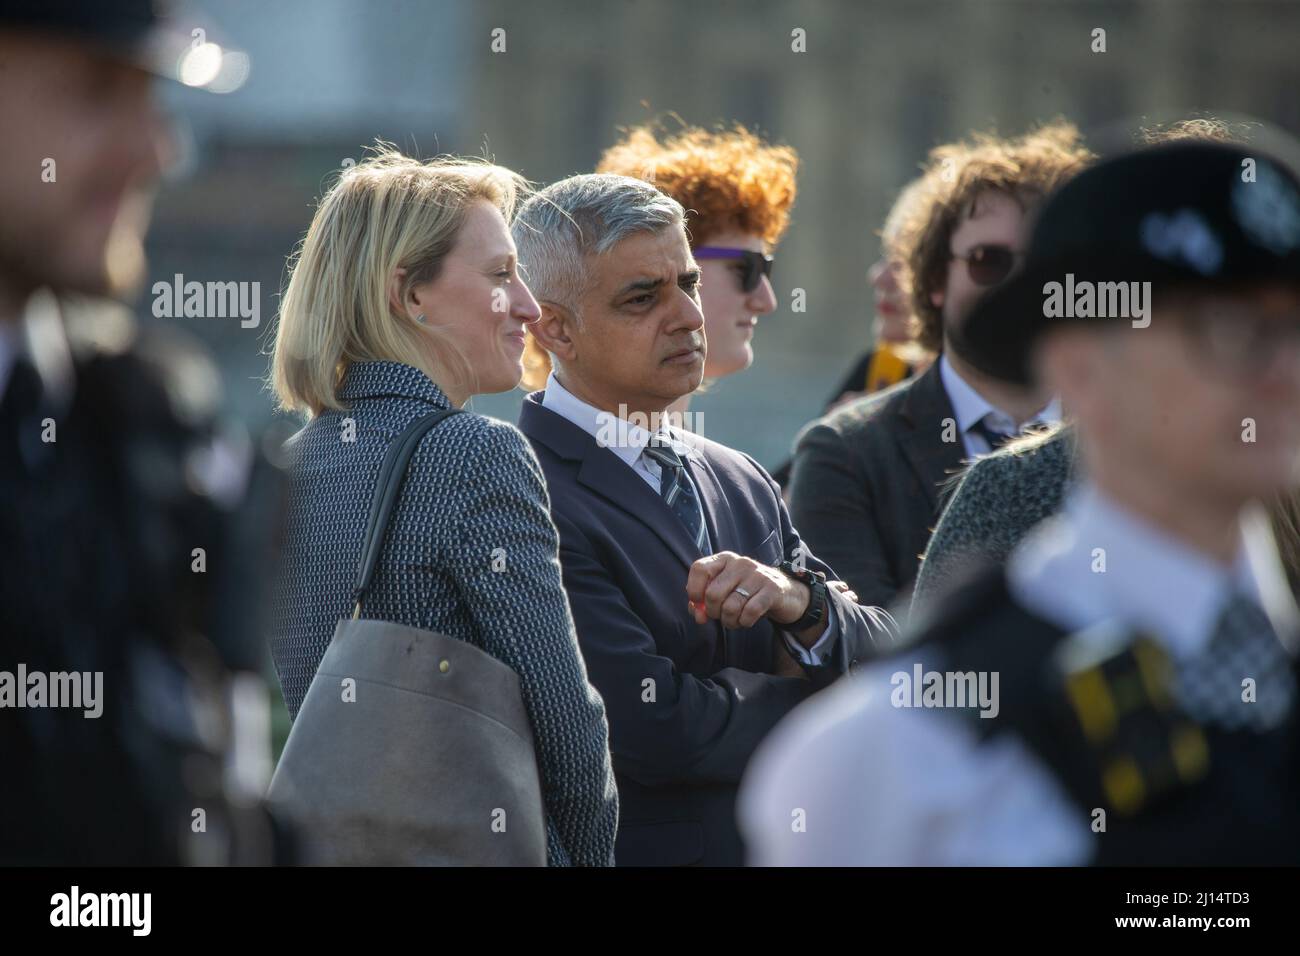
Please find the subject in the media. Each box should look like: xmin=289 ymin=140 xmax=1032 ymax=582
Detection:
xmin=694 ymin=247 xmax=774 ymax=293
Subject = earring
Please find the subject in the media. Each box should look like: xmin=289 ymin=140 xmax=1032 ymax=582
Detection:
xmin=415 ymin=313 xmax=427 ymax=325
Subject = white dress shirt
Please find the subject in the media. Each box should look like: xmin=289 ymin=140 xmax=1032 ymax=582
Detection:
xmin=541 ymin=370 xmax=709 ymax=537
xmin=737 ymin=480 xmax=1297 ymax=865
xmin=541 ymin=371 xmax=837 ymax=665
xmin=938 ymin=353 xmax=1061 ymax=457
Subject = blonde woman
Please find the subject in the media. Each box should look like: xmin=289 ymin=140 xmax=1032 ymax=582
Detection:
xmin=268 ymin=148 xmax=617 ymax=866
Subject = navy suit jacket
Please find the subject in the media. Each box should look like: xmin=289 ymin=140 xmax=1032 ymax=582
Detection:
xmin=519 ymin=391 xmax=895 ymax=866
xmin=789 ymin=361 xmax=966 ymax=615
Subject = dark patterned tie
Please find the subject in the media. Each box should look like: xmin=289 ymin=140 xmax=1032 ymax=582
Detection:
xmin=642 ymin=436 xmax=709 ymax=553
xmin=1174 ymin=593 xmax=1295 ymax=731
xmin=968 ymin=415 xmax=1016 ymax=453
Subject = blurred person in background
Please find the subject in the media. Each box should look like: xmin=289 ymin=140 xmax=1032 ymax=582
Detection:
xmin=0 ymin=0 xmax=293 ymax=865
xmin=268 ymin=149 xmax=618 ymax=867
xmin=512 ymin=172 xmax=895 ymax=866
xmin=910 ymin=118 xmax=1245 ymax=612
xmin=825 ymin=176 xmax=936 ymax=409
xmin=771 ymin=175 xmax=937 ymax=489
xmin=788 ymin=122 xmax=1092 ymax=615
xmin=741 ymin=141 xmax=1300 ymax=865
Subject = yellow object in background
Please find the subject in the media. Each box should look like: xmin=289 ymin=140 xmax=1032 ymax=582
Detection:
xmin=864 ymin=343 xmax=912 ymax=393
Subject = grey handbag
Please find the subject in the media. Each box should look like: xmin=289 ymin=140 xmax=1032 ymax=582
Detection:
xmin=267 ymin=409 xmax=548 ymax=866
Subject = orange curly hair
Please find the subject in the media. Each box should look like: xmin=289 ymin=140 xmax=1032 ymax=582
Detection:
xmin=596 ymin=122 xmax=799 ymax=248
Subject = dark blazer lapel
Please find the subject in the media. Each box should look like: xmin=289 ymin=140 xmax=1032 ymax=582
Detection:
xmin=895 ymin=362 xmax=967 ymax=511
xmin=576 ymin=450 xmax=703 ymax=571
xmin=519 ymin=393 xmax=702 ymax=571
xmin=683 ymin=446 xmax=739 ymax=555
xmin=680 ymin=447 xmax=739 ymax=669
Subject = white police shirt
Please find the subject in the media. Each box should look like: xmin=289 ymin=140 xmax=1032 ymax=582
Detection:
xmin=540 ymin=370 xmax=837 ymax=665
xmin=737 ymin=481 xmax=1297 ymax=865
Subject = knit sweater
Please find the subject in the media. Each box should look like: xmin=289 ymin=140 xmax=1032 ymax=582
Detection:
xmin=270 ymin=360 xmax=618 ymax=866
xmin=910 ymin=424 xmax=1076 ymax=614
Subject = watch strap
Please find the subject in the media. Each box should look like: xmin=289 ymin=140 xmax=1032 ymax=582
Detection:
xmin=778 ymin=560 xmax=828 ymax=632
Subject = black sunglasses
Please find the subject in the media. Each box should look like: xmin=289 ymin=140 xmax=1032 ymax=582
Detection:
xmin=694 ymin=247 xmax=774 ymax=293
xmin=950 ymin=244 xmax=1025 ymax=287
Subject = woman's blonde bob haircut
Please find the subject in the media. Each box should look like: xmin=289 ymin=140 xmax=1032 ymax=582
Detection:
xmin=272 ymin=144 xmax=528 ymax=417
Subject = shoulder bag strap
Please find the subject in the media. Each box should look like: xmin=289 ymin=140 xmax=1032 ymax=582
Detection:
xmin=350 ymin=407 xmax=465 ymax=617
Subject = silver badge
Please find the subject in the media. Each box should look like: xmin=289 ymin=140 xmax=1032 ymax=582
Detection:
xmin=1232 ymin=159 xmax=1300 ymax=256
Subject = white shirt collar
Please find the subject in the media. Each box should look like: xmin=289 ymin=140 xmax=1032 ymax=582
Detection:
xmin=540 ymin=370 xmax=695 ymax=468
xmin=939 ymin=352 xmax=1060 ymax=435
xmin=0 ymin=289 xmax=74 ymax=408
xmin=1008 ymin=480 xmax=1295 ymax=659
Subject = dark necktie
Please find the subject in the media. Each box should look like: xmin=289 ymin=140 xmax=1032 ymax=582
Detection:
xmin=969 ymin=415 xmax=1016 ymax=453
xmin=641 ymin=436 xmax=709 ymax=553
xmin=1175 ymin=593 xmax=1295 ymax=731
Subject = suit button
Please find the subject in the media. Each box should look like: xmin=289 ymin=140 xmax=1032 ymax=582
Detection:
xmin=849 ymin=658 xmax=860 ymax=674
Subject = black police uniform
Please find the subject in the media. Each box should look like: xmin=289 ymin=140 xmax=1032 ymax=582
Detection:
xmin=0 ymin=301 xmax=293 ymax=864
xmin=906 ymin=564 xmax=1300 ymax=865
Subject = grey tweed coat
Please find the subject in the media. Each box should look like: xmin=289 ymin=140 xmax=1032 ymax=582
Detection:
xmin=269 ymin=360 xmax=618 ymax=866
xmin=910 ymin=424 xmax=1076 ymax=614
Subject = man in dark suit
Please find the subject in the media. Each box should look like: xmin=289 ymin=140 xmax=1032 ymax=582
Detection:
xmin=512 ymin=173 xmax=896 ymax=866
xmin=789 ymin=362 xmax=964 ymax=619
xmin=788 ymin=123 xmax=1092 ymax=616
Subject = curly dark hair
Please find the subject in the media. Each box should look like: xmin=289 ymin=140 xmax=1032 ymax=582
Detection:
xmin=900 ymin=121 xmax=1095 ymax=353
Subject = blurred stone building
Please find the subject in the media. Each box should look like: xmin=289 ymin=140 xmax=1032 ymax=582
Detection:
xmin=150 ymin=0 xmax=1300 ymax=468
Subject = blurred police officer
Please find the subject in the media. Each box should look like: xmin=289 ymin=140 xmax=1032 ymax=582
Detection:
xmin=0 ymin=1 xmax=292 ymax=863
xmin=740 ymin=141 xmax=1300 ymax=865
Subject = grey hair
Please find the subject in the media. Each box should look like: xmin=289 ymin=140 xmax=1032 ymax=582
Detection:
xmin=511 ymin=173 xmax=686 ymax=317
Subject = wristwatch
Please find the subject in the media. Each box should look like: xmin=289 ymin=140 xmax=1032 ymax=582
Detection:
xmin=777 ymin=560 xmax=828 ymax=633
